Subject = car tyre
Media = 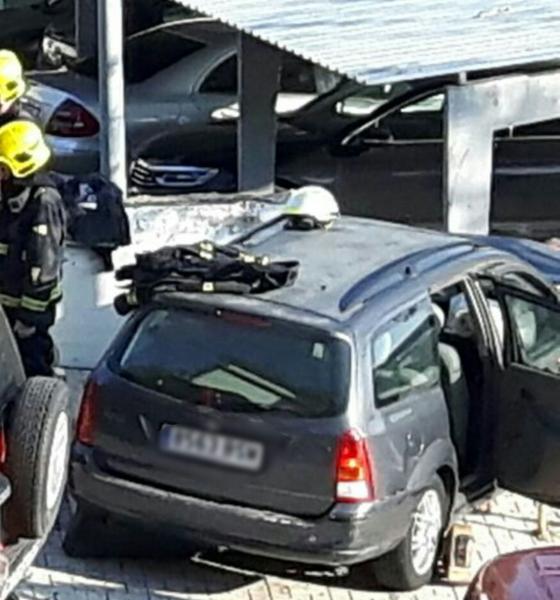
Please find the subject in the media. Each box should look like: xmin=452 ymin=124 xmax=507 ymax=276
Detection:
xmin=372 ymin=476 xmax=448 ymax=591
xmin=4 ymin=377 xmax=71 ymax=539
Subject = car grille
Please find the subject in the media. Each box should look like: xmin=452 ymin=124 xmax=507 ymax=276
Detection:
xmin=130 ymin=159 xmax=219 ymax=191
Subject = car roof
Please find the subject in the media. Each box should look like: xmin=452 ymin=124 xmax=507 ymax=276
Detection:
xmin=236 ymin=217 xmax=476 ymax=322
xmin=128 ymin=18 xmax=235 ymax=43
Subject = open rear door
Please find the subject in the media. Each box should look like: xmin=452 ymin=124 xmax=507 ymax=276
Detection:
xmin=494 ymin=287 xmax=560 ymax=506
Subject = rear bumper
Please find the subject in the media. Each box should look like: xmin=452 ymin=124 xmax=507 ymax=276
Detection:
xmin=46 ymin=135 xmax=99 ymax=175
xmin=69 ymin=448 xmax=414 ymax=566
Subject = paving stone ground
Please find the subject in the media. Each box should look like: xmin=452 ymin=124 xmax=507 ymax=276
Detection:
xmin=16 ymin=372 xmax=560 ymax=600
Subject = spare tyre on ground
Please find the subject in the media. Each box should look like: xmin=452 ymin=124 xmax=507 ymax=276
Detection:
xmin=4 ymin=377 xmax=71 ymax=540
xmin=0 ymin=304 xmax=72 ymax=600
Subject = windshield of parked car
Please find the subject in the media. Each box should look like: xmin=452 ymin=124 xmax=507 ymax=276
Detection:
xmin=118 ymin=308 xmax=351 ymax=418
xmin=73 ymin=29 xmax=205 ymax=84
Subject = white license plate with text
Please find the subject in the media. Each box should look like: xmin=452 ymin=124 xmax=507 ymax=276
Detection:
xmin=160 ymin=425 xmax=264 ymax=471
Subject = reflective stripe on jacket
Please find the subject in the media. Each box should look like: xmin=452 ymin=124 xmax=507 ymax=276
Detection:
xmin=0 ymin=174 xmax=65 ymax=328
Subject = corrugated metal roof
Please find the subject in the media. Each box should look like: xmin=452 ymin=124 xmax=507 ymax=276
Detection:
xmin=175 ymin=0 xmax=560 ymax=85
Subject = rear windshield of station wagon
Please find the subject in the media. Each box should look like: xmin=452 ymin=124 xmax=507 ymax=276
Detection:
xmin=118 ymin=308 xmax=351 ymax=418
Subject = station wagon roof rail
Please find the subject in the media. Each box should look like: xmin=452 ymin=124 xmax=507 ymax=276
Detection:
xmin=233 ymin=216 xmax=489 ymax=322
xmin=338 ymin=241 xmax=477 ymax=313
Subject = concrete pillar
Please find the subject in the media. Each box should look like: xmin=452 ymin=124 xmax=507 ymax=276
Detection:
xmin=444 ymin=88 xmax=494 ymax=235
xmin=98 ymin=0 xmax=128 ymax=196
xmin=237 ymin=35 xmax=281 ymax=193
xmin=444 ymin=71 xmax=560 ymax=235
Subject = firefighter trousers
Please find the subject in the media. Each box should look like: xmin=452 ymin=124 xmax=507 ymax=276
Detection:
xmin=5 ymin=308 xmax=56 ymax=377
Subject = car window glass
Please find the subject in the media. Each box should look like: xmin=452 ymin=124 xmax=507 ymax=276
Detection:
xmin=372 ymin=306 xmax=440 ymax=408
xmin=73 ymin=29 xmax=205 ymax=83
xmin=514 ymin=119 xmax=560 ymax=138
xmin=335 ymin=83 xmax=412 ymax=117
xmin=280 ymin=55 xmax=317 ymax=93
xmin=125 ymin=30 xmax=205 ymax=84
xmin=361 ymin=92 xmax=445 ymax=142
xmin=200 ymin=55 xmax=340 ymax=97
xmin=200 ymin=56 xmax=237 ymax=94
xmin=119 ymin=309 xmax=351 ymax=418
xmin=313 ymin=66 xmax=343 ymax=94
xmin=505 ymin=296 xmax=560 ymax=375
xmin=399 ymin=94 xmax=445 ymax=114
xmin=501 ymin=272 xmax=546 ymax=297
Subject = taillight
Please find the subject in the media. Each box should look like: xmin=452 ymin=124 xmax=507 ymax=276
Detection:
xmin=335 ymin=430 xmax=374 ymax=503
xmin=46 ymin=99 xmax=99 ymax=137
xmin=76 ymin=379 xmax=99 ymax=446
xmin=0 ymin=426 xmax=7 ymax=466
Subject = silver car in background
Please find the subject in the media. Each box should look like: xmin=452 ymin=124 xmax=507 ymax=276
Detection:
xmin=22 ymin=18 xmax=340 ymax=175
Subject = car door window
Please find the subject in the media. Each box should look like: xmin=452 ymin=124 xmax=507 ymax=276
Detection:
xmin=352 ymin=92 xmax=445 ymax=144
xmin=504 ymin=295 xmax=560 ymax=375
xmin=501 ymin=272 xmax=546 ymax=297
xmin=380 ymin=93 xmax=445 ymax=140
xmin=126 ymin=30 xmax=206 ymax=84
xmin=514 ymin=119 xmax=560 ymax=138
xmin=399 ymin=94 xmax=445 ymax=114
xmin=280 ymin=55 xmax=317 ymax=93
xmin=372 ymin=305 xmax=440 ymax=408
xmin=200 ymin=54 xmax=340 ymax=97
xmin=478 ymin=272 xmax=553 ymax=350
xmin=335 ymin=83 xmax=413 ymax=117
xmin=200 ymin=55 xmax=237 ymax=94
xmin=73 ymin=29 xmax=205 ymax=83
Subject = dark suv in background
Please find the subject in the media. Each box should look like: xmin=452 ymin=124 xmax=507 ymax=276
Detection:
xmin=65 ymin=216 xmax=560 ymax=591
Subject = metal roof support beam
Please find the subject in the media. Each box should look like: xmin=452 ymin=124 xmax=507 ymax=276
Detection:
xmin=237 ymin=35 xmax=280 ymax=193
xmin=98 ymin=0 xmax=128 ymax=196
xmin=444 ymin=71 xmax=560 ymax=234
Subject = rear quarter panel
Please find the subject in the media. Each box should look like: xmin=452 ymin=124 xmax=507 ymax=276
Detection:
xmin=352 ymin=285 xmax=458 ymax=505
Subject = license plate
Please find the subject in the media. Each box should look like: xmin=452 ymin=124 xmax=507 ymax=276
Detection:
xmin=160 ymin=425 xmax=264 ymax=471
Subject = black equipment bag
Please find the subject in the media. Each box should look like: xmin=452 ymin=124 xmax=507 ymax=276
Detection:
xmin=114 ymin=240 xmax=299 ymax=315
xmin=57 ymin=174 xmax=131 ymax=269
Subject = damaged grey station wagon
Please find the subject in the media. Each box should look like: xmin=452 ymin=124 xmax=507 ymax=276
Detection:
xmin=64 ymin=215 xmax=560 ymax=591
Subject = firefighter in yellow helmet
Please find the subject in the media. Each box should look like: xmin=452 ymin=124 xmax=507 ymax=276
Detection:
xmin=0 ymin=50 xmax=26 ymax=127
xmin=0 ymin=120 xmax=65 ymax=376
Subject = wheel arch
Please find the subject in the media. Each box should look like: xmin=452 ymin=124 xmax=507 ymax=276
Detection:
xmin=406 ymin=438 xmax=459 ymax=521
xmin=436 ymin=464 xmax=458 ymax=528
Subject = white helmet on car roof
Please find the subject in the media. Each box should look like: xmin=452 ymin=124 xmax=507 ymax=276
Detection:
xmin=283 ymin=186 xmax=340 ymax=228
